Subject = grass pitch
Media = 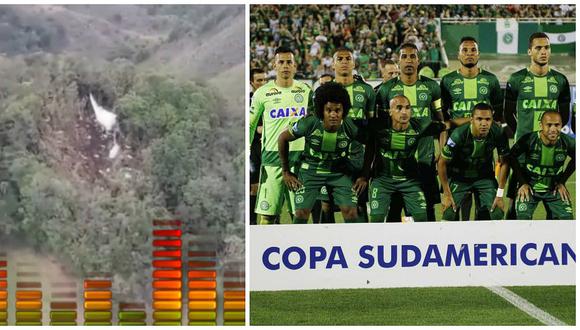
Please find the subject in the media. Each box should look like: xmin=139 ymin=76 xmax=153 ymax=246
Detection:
xmin=250 ymin=286 xmax=575 ymax=325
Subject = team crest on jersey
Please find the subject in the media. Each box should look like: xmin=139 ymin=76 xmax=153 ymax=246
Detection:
xmin=408 ymin=137 xmax=416 ymax=145
xmin=556 ymin=153 xmax=566 ymax=161
xmin=549 ymin=85 xmax=558 ymax=94
xmin=479 ymin=86 xmax=488 ymax=95
xmin=294 ymin=94 xmax=304 ymax=102
xmin=452 ymin=88 xmax=462 ymax=95
xmin=419 ymin=93 xmax=428 ymax=101
xmin=418 ymin=85 xmax=429 ymax=91
xmin=371 ymin=201 xmax=379 ymax=209
xmin=355 ymin=94 xmax=364 ymax=102
xmin=518 ymin=203 xmax=528 ymax=211
xmin=354 ymin=86 xmax=365 ymax=92
xmin=523 ymin=86 xmax=533 ymax=93
xmin=296 ymin=195 xmax=304 ymax=204
xmin=260 ymin=201 xmax=270 ymax=210
xmin=451 ymin=79 xmax=463 ymax=86
xmin=522 ymin=76 xmax=533 ymax=84
xmin=339 ymin=140 xmax=348 ymax=148
xmin=266 ymin=88 xmax=281 ymax=96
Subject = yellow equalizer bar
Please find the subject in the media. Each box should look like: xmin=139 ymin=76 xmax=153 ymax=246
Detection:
xmin=222 ymin=259 xmax=245 ymax=325
xmin=187 ymin=238 xmax=218 ymax=326
xmin=83 ymin=274 xmax=112 ymax=325
xmin=50 ymin=277 xmax=78 ymax=326
xmin=15 ymin=262 xmax=42 ymax=325
xmin=0 ymin=252 xmax=6 ymax=326
xmin=152 ymin=219 xmax=183 ymax=326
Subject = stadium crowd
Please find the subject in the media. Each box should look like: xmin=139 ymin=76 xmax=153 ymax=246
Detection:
xmin=250 ymin=5 xmax=575 ymax=80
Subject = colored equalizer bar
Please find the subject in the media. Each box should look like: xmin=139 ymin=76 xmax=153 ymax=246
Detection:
xmin=222 ymin=260 xmax=245 ymax=326
xmin=84 ymin=274 xmax=112 ymax=325
xmin=187 ymin=238 xmax=218 ymax=326
xmin=0 ymin=252 xmax=6 ymax=326
xmin=15 ymin=262 xmax=42 ymax=325
xmin=152 ymin=219 xmax=183 ymax=326
xmin=118 ymin=302 xmax=146 ymax=325
xmin=50 ymin=276 xmax=78 ymax=325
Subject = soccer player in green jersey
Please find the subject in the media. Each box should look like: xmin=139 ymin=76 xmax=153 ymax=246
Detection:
xmin=278 ymin=82 xmax=368 ymax=224
xmin=250 ymin=68 xmax=268 ymax=225
xmin=507 ymin=111 xmax=575 ymax=219
xmin=375 ymin=43 xmax=444 ymax=221
xmin=249 ymin=46 xmax=314 ymax=225
xmin=505 ymin=32 xmax=571 ymax=219
xmin=438 ymin=103 xmax=510 ymax=221
xmin=440 ymin=36 xmax=503 ymax=221
xmin=364 ymin=95 xmax=464 ymax=222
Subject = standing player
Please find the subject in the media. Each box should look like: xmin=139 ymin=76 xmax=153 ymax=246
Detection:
xmin=249 ymin=47 xmax=313 ymax=225
xmin=278 ymin=82 xmax=367 ymax=224
xmin=438 ymin=103 xmax=509 ymax=221
xmin=504 ymin=32 xmax=571 ymax=219
xmin=376 ymin=43 xmax=444 ymax=221
xmin=507 ymin=111 xmax=575 ymax=219
xmin=249 ymin=68 xmax=268 ymax=225
xmin=365 ymin=95 xmax=463 ymax=222
xmin=440 ymin=36 xmax=503 ymax=220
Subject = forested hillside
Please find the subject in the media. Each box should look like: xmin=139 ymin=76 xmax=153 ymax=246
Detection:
xmin=0 ymin=5 xmax=244 ymax=301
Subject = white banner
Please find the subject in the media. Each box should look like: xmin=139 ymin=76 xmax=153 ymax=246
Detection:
xmin=496 ymin=18 xmax=519 ymax=54
xmin=250 ymin=221 xmax=575 ymax=291
xmin=545 ymin=31 xmax=576 ymax=44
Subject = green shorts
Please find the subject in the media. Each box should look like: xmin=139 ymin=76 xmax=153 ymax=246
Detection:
xmin=441 ymin=178 xmax=503 ymax=221
xmin=255 ymin=165 xmax=296 ymax=216
xmin=295 ymin=169 xmax=357 ymax=211
xmin=515 ymin=190 xmax=574 ymax=220
xmin=369 ymin=176 xmax=428 ymax=222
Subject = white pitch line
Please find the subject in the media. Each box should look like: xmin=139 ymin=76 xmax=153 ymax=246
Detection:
xmin=485 ymin=286 xmax=568 ymax=326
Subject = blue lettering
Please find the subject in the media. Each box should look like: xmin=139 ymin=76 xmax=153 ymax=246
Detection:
xmin=309 ymin=246 xmax=326 ymax=269
xmin=263 ymin=247 xmax=280 ymax=270
xmin=282 ymin=246 xmax=306 ymax=270
xmin=377 ymin=245 xmax=397 ymax=268
xmin=358 ymin=245 xmax=374 ymax=268
xmin=538 ymin=243 xmax=559 ymax=265
xmin=402 ymin=245 xmax=421 ymax=267
xmin=298 ymin=107 xmax=306 ymax=116
xmin=561 ymin=243 xmax=576 ymax=265
xmin=445 ymin=244 xmax=471 ymax=266
xmin=510 ymin=243 xmax=517 ymax=265
xmin=490 ymin=244 xmax=508 ymax=266
xmin=474 ymin=244 xmax=488 ymax=266
xmin=521 ymin=243 xmax=537 ymax=266
xmin=269 ymin=109 xmax=276 ymax=118
xmin=327 ymin=246 xmax=348 ymax=269
xmin=277 ymin=108 xmax=285 ymax=118
xmin=422 ymin=244 xmax=443 ymax=267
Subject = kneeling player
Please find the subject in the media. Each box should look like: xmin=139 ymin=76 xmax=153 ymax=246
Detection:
xmin=508 ymin=111 xmax=575 ymax=220
xmin=438 ymin=103 xmax=509 ymax=220
xmin=365 ymin=95 xmax=466 ymax=222
xmin=278 ymin=82 xmax=368 ymax=224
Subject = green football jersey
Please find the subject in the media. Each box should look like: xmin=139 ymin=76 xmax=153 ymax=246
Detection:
xmin=289 ymin=115 xmax=362 ymax=174
xmin=508 ymin=131 xmax=575 ymax=192
xmin=372 ymin=118 xmax=446 ymax=181
xmin=505 ymin=68 xmax=571 ymax=141
xmin=250 ymin=80 xmax=313 ymax=166
xmin=440 ymin=69 xmax=503 ymax=119
xmin=441 ymin=123 xmax=509 ymax=180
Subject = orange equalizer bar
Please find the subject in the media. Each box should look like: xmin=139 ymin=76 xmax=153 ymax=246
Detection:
xmin=15 ymin=262 xmax=42 ymax=326
xmin=0 ymin=252 xmax=6 ymax=326
xmin=152 ymin=220 xmax=183 ymax=326
xmin=84 ymin=274 xmax=112 ymax=325
xmin=222 ymin=260 xmax=245 ymax=326
xmin=187 ymin=239 xmax=218 ymax=326
xmin=50 ymin=275 xmax=78 ymax=326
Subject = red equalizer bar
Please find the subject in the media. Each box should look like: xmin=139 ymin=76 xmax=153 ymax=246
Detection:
xmin=15 ymin=262 xmax=42 ymax=326
xmin=152 ymin=219 xmax=182 ymax=326
xmin=0 ymin=253 xmax=6 ymax=326
xmin=187 ymin=239 xmax=218 ymax=326
xmin=84 ymin=274 xmax=112 ymax=326
xmin=222 ymin=260 xmax=245 ymax=326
